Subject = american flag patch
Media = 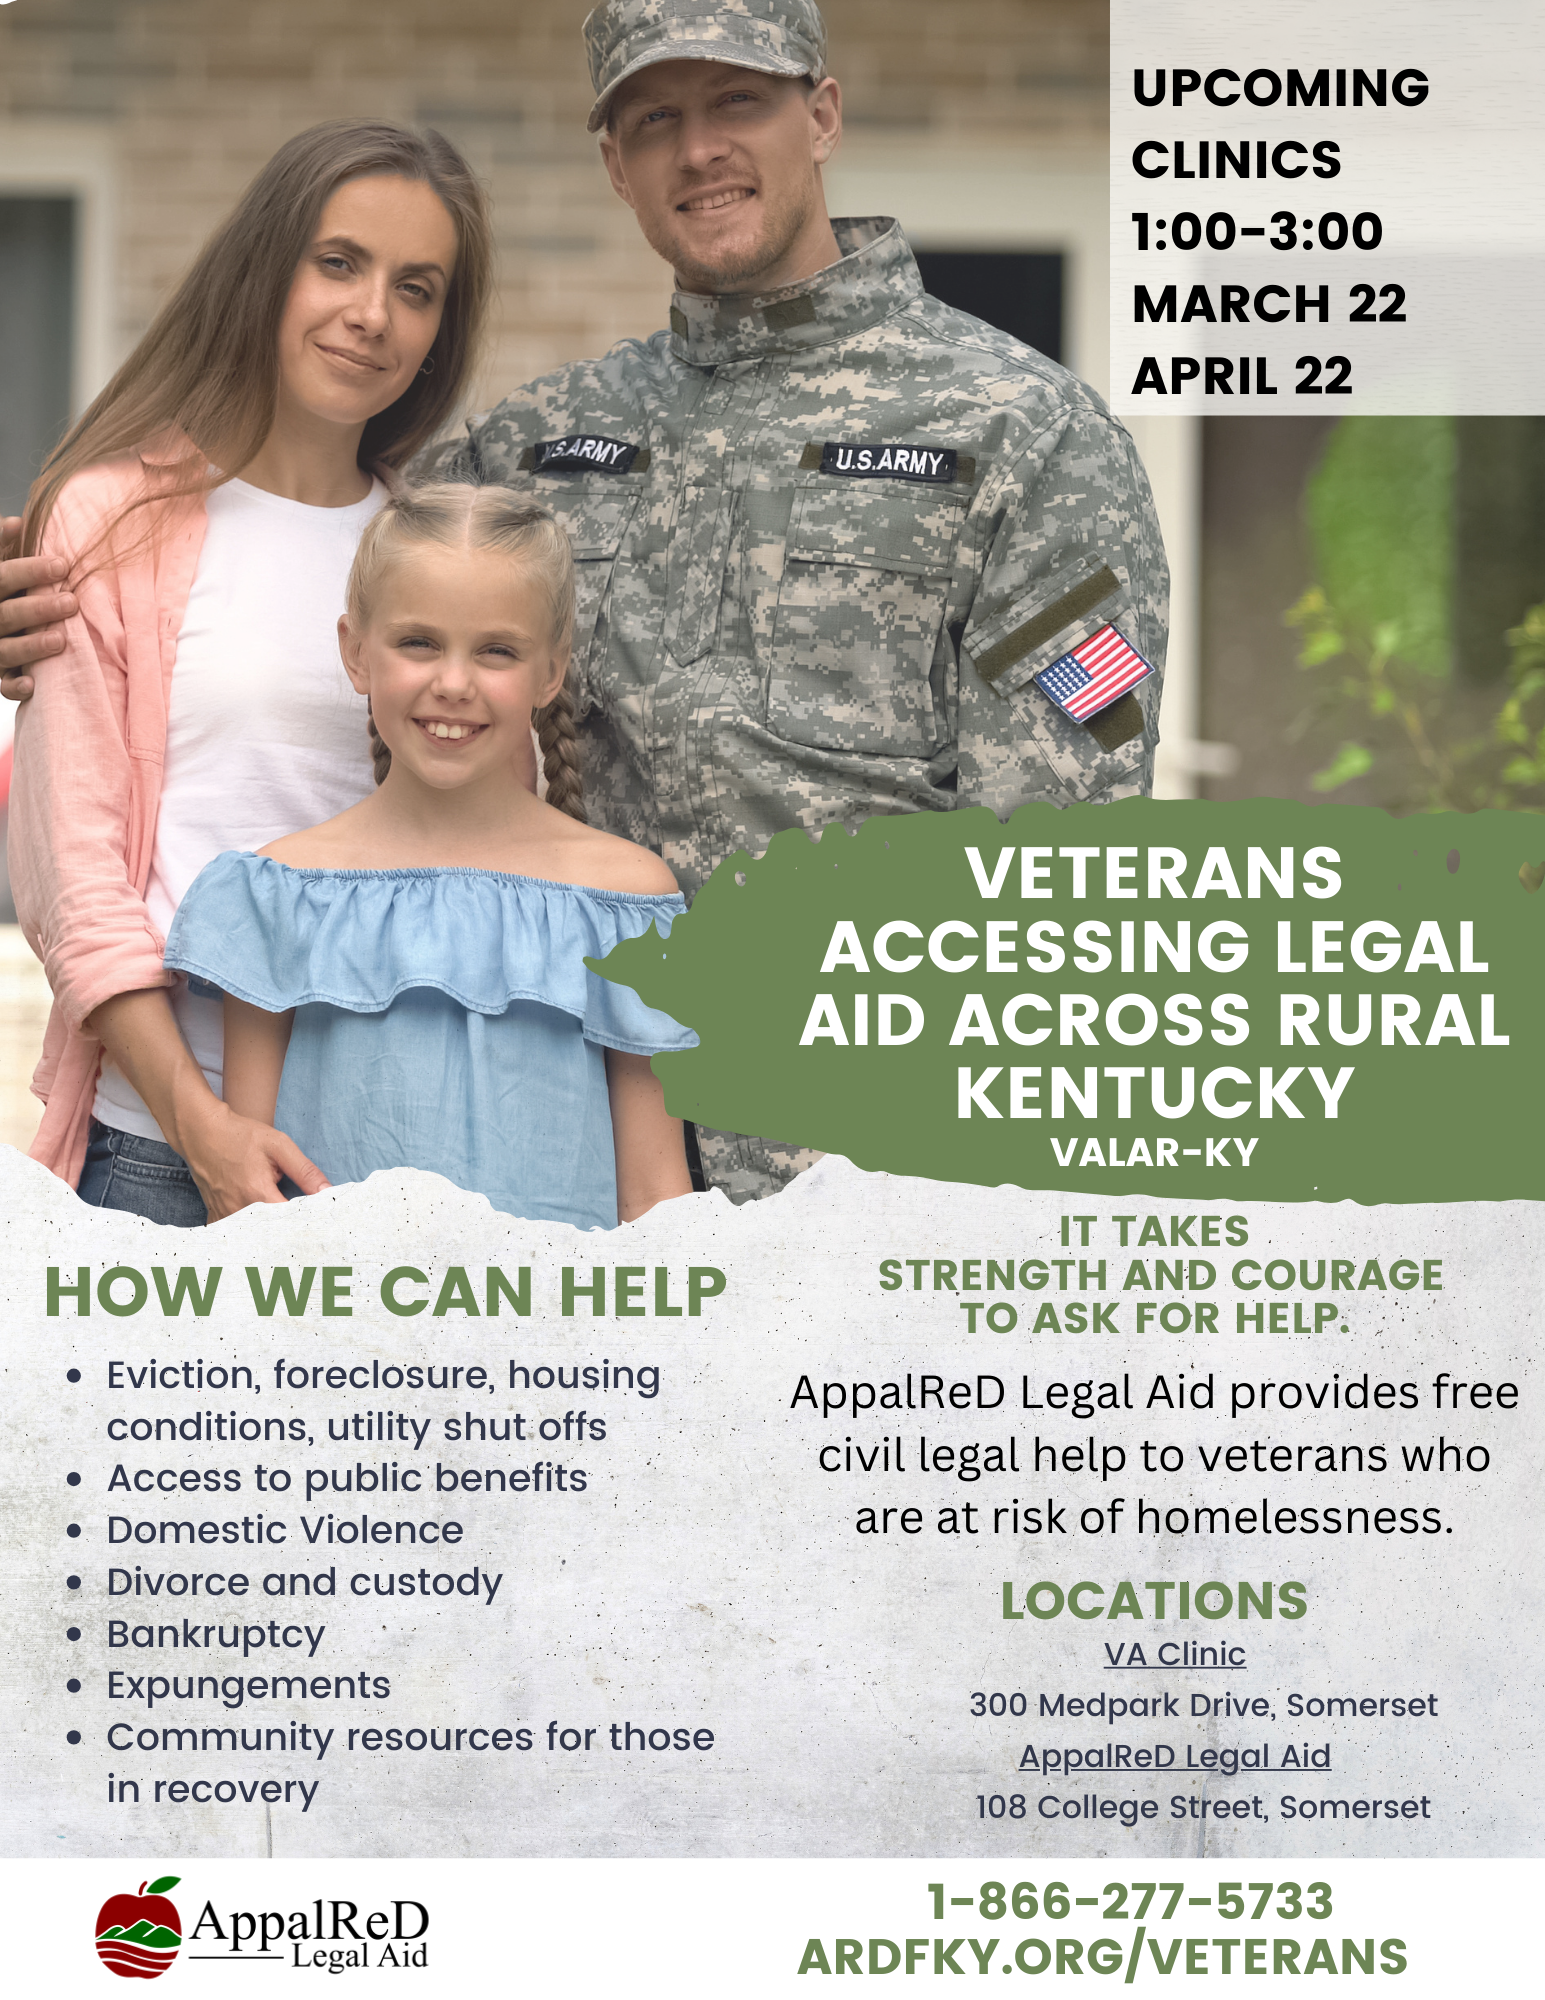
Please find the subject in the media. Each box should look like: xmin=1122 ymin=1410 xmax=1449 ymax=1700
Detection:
xmin=1035 ymin=624 xmax=1154 ymax=721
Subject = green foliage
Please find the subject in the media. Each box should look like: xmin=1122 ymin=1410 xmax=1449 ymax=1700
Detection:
xmin=1495 ymin=603 xmax=1545 ymax=793
xmin=1310 ymin=741 xmax=1373 ymax=793
xmin=1305 ymin=416 xmax=1454 ymax=677
xmin=1287 ymin=418 xmax=1545 ymax=812
xmin=1284 ymin=583 xmax=1467 ymax=808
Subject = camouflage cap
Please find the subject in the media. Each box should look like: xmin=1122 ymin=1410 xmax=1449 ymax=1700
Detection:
xmin=583 ymin=0 xmax=828 ymax=134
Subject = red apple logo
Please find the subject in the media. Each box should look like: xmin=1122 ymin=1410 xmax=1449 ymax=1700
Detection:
xmin=95 ymin=1876 xmax=182 ymax=1979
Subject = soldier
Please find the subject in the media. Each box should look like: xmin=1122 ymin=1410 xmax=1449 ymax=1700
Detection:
xmin=0 ymin=0 xmax=1169 ymax=1205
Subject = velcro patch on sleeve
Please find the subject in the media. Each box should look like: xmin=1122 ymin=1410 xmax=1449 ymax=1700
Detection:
xmin=1081 ymin=690 xmax=1146 ymax=751
xmin=519 ymin=435 xmax=649 ymax=474
xmin=799 ymin=441 xmax=974 ymax=485
xmin=972 ymin=565 xmax=1124 ymax=686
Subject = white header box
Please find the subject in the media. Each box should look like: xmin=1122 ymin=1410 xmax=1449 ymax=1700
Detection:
xmin=1110 ymin=1 xmax=1545 ymax=414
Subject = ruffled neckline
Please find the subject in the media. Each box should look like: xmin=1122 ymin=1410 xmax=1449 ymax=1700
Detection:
xmin=162 ymin=849 xmax=693 ymax=1053
xmin=253 ymin=859 xmax=681 ymax=906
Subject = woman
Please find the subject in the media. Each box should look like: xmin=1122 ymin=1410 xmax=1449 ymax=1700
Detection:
xmin=11 ymin=119 xmax=495 ymax=1224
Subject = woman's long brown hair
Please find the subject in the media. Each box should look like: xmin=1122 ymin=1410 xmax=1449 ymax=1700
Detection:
xmin=22 ymin=119 xmax=493 ymax=560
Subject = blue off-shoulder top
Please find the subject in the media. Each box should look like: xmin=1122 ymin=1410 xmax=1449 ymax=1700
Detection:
xmin=163 ymin=850 xmax=696 ymax=1230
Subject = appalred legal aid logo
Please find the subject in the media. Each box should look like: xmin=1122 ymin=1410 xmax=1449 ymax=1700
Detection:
xmin=95 ymin=1874 xmax=183 ymax=1979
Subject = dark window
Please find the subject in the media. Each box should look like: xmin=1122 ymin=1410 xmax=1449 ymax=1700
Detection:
xmin=0 ymin=196 xmax=76 ymax=515
xmin=911 ymin=249 xmax=1063 ymax=363
xmin=1452 ymin=418 xmax=1545 ymax=683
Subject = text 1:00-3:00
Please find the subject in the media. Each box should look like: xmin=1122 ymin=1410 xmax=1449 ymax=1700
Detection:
xmin=1132 ymin=212 xmax=1383 ymax=250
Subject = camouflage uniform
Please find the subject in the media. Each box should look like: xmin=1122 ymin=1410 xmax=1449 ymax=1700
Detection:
xmin=438 ymin=216 xmax=1169 ymax=1200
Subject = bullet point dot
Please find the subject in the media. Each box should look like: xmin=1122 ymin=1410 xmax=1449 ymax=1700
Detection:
xmin=66 ymin=1368 xmax=81 ymax=1382
xmin=66 ymin=1523 xmax=81 ymax=1538
xmin=67 ymin=1678 xmax=81 ymax=1692
xmin=66 ymin=1576 xmax=81 ymax=1589
xmin=66 ymin=1730 xmax=81 ymax=1745
xmin=67 ymin=1472 xmax=81 ymax=1486
xmin=67 ymin=1627 xmax=81 ymax=1641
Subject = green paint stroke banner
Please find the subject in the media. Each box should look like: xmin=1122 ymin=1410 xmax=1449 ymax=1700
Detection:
xmin=592 ymin=800 xmax=1545 ymax=1203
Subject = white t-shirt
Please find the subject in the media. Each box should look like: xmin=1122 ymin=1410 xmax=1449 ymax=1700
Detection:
xmin=94 ymin=475 xmax=385 ymax=1141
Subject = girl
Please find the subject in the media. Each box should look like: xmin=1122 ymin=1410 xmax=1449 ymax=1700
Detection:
xmin=11 ymin=120 xmax=497 ymax=1225
xmin=163 ymin=485 xmax=695 ymax=1229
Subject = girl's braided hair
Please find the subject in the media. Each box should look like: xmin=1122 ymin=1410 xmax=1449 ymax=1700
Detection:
xmin=347 ymin=482 xmax=584 ymax=820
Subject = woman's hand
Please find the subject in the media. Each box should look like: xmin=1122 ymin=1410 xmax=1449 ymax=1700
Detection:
xmin=87 ymin=986 xmax=328 ymax=1223
xmin=172 ymin=1092 xmax=331 ymax=1222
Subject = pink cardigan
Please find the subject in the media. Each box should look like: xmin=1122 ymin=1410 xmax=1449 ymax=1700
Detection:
xmin=11 ymin=449 xmax=208 ymax=1186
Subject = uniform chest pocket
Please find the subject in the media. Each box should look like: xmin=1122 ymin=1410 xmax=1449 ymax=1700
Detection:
xmin=765 ymin=483 xmax=963 ymax=757
xmin=529 ymin=481 xmax=641 ymax=712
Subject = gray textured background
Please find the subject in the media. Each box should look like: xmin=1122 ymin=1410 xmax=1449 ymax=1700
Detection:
xmin=0 ymin=1150 xmax=1535 ymax=1861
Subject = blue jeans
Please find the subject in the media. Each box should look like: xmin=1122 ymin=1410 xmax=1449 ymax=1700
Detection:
xmin=76 ymin=1119 xmax=208 ymax=1228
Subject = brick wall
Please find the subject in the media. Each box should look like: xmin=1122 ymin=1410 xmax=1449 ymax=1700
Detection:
xmin=0 ymin=0 xmax=1107 ymax=409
